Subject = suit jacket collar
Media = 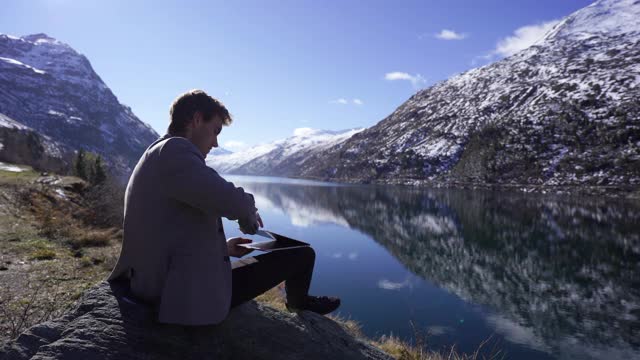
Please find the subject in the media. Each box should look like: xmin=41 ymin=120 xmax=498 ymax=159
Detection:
xmin=154 ymin=134 xmax=205 ymax=161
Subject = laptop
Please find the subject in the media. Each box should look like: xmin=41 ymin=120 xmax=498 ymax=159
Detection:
xmin=238 ymin=230 xmax=310 ymax=252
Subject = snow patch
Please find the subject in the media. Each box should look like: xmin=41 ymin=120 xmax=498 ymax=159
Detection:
xmin=48 ymin=110 xmax=65 ymax=116
xmin=55 ymin=188 xmax=68 ymax=200
xmin=0 ymin=162 xmax=25 ymax=172
xmin=0 ymin=114 xmax=29 ymax=130
xmin=0 ymin=56 xmax=46 ymax=74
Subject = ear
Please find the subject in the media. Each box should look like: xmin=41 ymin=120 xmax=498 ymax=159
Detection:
xmin=192 ymin=111 xmax=203 ymax=127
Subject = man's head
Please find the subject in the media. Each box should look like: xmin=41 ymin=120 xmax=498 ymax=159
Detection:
xmin=168 ymin=89 xmax=232 ymax=156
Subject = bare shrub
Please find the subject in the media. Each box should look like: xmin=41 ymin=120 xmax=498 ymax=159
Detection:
xmin=82 ymin=177 xmax=125 ymax=229
xmin=68 ymin=229 xmax=113 ymax=249
xmin=29 ymin=248 xmax=56 ymax=260
xmin=0 ymin=277 xmax=67 ymax=339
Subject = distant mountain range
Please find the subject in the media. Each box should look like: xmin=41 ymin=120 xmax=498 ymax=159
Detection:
xmin=206 ymin=128 xmax=363 ymax=176
xmin=207 ymin=0 xmax=640 ymax=193
xmin=0 ymin=33 xmax=158 ymax=178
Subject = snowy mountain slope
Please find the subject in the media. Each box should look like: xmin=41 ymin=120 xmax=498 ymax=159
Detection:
xmin=206 ymin=128 xmax=363 ymax=175
xmin=299 ymin=0 xmax=640 ymax=189
xmin=209 ymin=147 xmax=232 ymax=156
xmin=0 ymin=112 xmax=71 ymax=172
xmin=207 ymin=143 xmax=279 ymax=173
xmin=0 ymin=33 xmax=159 ymax=178
xmin=0 ymin=112 xmax=29 ymax=131
xmin=542 ymin=0 xmax=640 ymax=41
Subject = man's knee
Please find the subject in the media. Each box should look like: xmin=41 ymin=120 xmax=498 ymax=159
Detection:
xmin=296 ymin=246 xmax=315 ymax=262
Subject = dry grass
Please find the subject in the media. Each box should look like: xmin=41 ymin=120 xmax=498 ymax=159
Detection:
xmin=0 ymin=276 xmax=68 ymax=338
xmin=29 ymin=248 xmax=57 ymax=260
xmin=15 ymin=238 xmax=58 ymax=261
xmin=255 ymin=282 xmax=288 ymax=311
xmin=19 ymin=185 xmax=121 ymax=250
xmin=0 ymin=170 xmax=123 ymax=341
xmin=372 ymin=324 xmax=503 ymax=360
xmin=0 ymin=228 xmax=116 ymax=340
xmin=69 ymin=229 xmax=115 ymax=249
xmin=372 ymin=335 xmax=489 ymax=360
xmin=327 ymin=313 xmax=365 ymax=339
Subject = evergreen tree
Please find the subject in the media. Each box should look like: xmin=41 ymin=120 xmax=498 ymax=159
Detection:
xmin=74 ymin=149 xmax=87 ymax=180
xmin=92 ymin=156 xmax=107 ymax=185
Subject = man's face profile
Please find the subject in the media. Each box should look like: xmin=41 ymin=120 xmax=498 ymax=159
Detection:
xmin=189 ymin=113 xmax=223 ymax=156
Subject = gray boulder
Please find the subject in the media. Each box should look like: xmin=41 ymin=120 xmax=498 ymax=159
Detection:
xmin=0 ymin=281 xmax=391 ymax=360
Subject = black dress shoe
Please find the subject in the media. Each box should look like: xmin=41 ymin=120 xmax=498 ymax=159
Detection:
xmin=286 ymin=295 xmax=341 ymax=315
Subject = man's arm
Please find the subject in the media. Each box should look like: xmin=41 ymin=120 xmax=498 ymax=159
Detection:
xmin=161 ymin=138 xmax=256 ymax=221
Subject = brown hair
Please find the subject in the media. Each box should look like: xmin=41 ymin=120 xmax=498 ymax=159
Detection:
xmin=168 ymin=89 xmax=232 ymax=136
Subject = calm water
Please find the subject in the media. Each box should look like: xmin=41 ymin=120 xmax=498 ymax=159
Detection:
xmin=221 ymin=175 xmax=640 ymax=360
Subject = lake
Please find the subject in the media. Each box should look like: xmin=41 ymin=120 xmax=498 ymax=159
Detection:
xmin=221 ymin=175 xmax=640 ymax=360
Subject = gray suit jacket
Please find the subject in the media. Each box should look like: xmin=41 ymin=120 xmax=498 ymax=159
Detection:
xmin=108 ymin=134 xmax=256 ymax=325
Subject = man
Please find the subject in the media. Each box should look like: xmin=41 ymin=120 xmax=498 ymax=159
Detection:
xmin=108 ymin=89 xmax=340 ymax=325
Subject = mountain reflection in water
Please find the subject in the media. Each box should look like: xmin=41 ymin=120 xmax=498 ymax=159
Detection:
xmin=224 ymin=175 xmax=640 ymax=360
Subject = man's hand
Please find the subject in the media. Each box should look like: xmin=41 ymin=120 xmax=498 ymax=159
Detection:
xmin=239 ymin=211 xmax=264 ymax=235
xmin=227 ymin=237 xmax=254 ymax=257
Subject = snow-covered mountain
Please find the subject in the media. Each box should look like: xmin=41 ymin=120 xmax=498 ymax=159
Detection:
xmin=0 ymin=33 xmax=159 ymax=178
xmin=0 ymin=112 xmax=70 ymax=173
xmin=208 ymin=147 xmax=232 ymax=156
xmin=298 ymin=0 xmax=640 ymax=189
xmin=206 ymin=128 xmax=363 ymax=175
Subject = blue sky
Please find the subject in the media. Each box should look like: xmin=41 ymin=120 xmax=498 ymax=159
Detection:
xmin=1 ymin=0 xmax=593 ymax=151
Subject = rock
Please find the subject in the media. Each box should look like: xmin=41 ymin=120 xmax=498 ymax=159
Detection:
xmin=0 ymin=281 xmax=390 ymax=360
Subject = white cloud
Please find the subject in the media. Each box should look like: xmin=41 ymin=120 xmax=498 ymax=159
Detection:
xmin=384 ymin=72 xmax=426 ymax=88
xmin=222 ymin=140 xmax=248 ymax=151
xmin=385 ymin=72 xmax=413 ymax=81
xmin=293 ymin=127 xmax=319 ymax=137
xmin=330 ymin=98 xmax=349 ymax=105
xmin=330 ymin=98 xmax=363 ymax=106
xmin=435 ymin=29 xmax=467 ymax=40
xmin=348 ymin=252 xmax=358 ymax=260
xmin=494 ymin=20 xmax=559 ymax=57
xmin=331 ymin=252 xmax=343 ymax=259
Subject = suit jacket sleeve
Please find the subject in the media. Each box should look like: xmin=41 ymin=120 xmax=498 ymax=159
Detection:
xmin=161 ymin=138 xmax=256 ymax=220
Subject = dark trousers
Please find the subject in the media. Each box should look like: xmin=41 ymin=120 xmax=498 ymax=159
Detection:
xmin=230 ymin=246 xmax=315 ymax=308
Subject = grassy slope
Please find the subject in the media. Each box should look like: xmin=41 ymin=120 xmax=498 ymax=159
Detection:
xmin=0 ymin=165 xmax=120 ymax=339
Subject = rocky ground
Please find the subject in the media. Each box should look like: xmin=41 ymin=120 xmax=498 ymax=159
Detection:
xmin=0 ymin=281 xmax=391 ymax=360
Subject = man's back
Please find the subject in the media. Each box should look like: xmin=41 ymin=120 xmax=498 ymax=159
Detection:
xmin=109 ymin=134 xmax=257 ymax=325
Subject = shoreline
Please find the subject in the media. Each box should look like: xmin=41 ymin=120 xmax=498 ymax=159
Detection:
xmin=224 ymin=172 xmax=640 ymax=200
